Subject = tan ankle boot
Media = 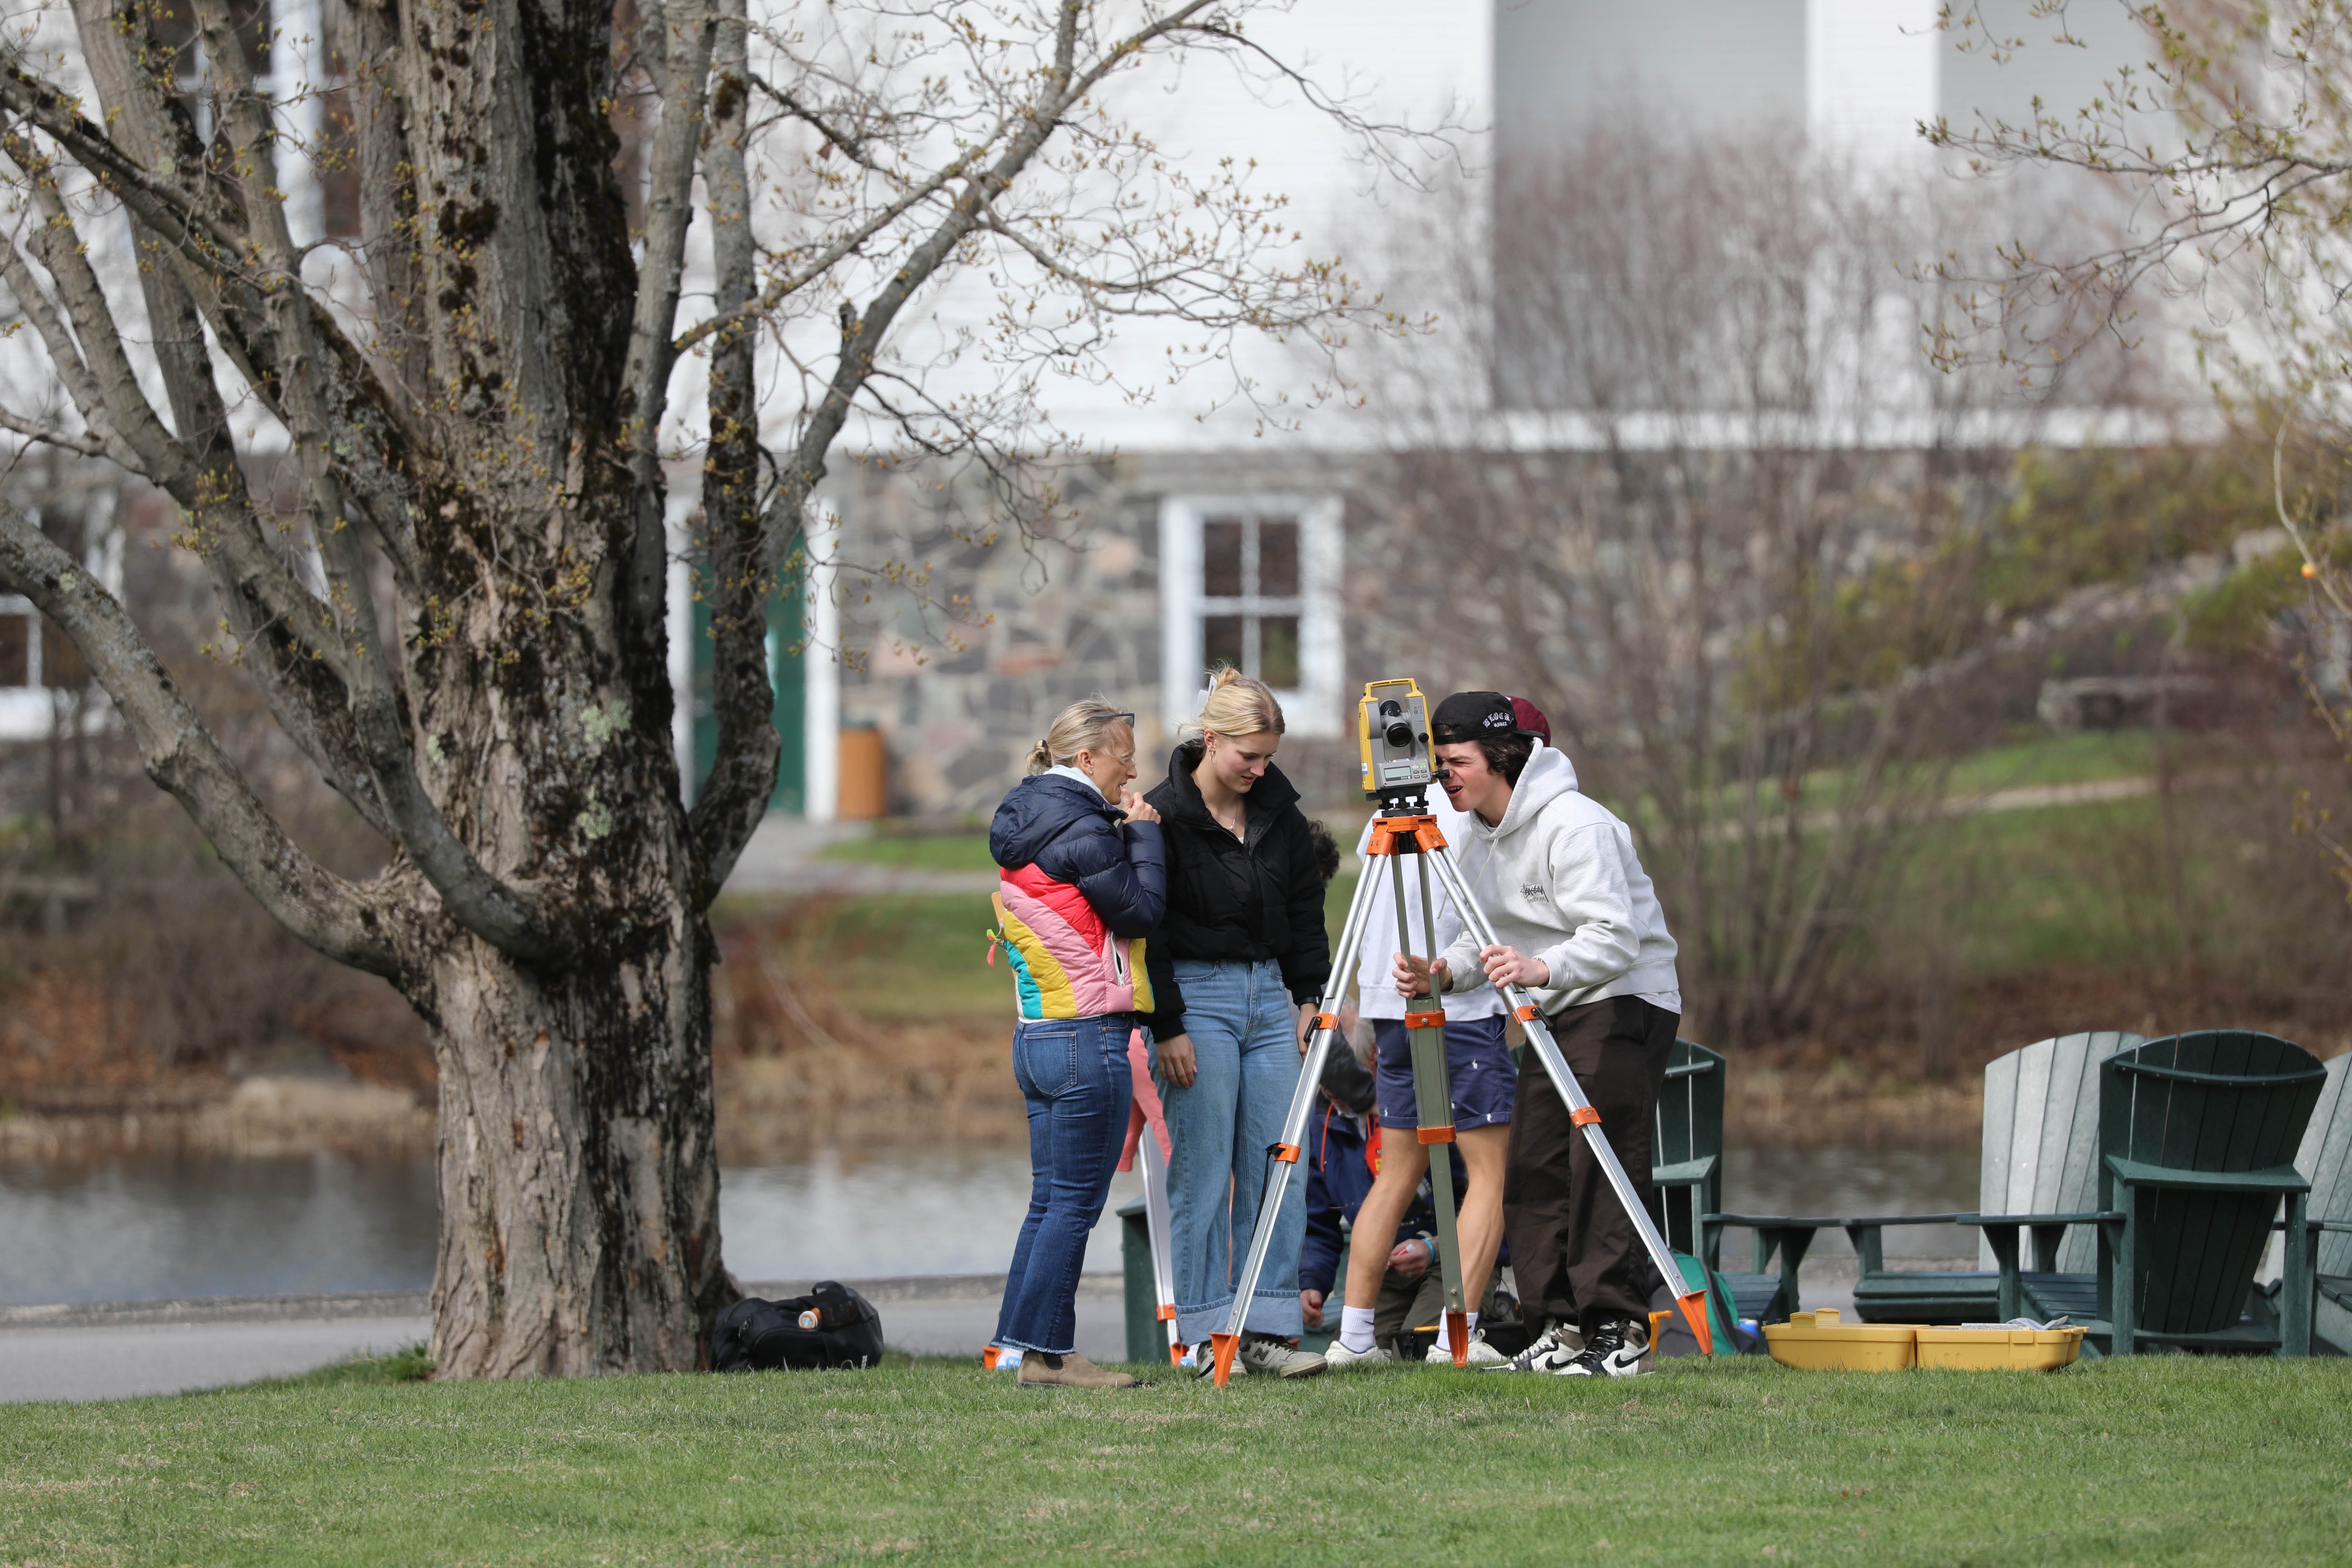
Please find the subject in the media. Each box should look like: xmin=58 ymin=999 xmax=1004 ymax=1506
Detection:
xmin=1016 ymin=1351 xmax=1142 ymax=1389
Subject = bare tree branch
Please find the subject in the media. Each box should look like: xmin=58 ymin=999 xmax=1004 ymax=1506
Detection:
xmin=0 ymin=504 xmax=408 ymax=976
xmin=621 ymin=0 xmax=719 ymax=635
xmin=194 ymin=0 xmax=563 ymax=961
xmin=685 ymin=0 xmax=779 ymax=894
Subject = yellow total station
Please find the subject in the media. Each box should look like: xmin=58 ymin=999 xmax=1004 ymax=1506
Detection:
xmin=1358 ymin=677 xmax=1435 ymax=800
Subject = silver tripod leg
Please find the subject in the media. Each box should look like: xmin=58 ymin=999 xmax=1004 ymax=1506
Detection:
xmin=1136 ymin=1130 xmax=1182 ymax=1364
xmin=1394 ymin=850 xmax=1472 ymax=1367
xmin=1422 ymin=846 xmax=1714 ymax=1355
xmin=1206 ymin=860 xmax=1382 ymax=1385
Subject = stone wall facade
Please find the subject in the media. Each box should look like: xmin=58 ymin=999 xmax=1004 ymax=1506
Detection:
xmin=822 ymin=447 xmax=1511 ymax=818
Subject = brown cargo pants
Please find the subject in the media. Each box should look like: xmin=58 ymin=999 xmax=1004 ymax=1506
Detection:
xmin=1502 ymin=994 xmax=1679 ymax=1336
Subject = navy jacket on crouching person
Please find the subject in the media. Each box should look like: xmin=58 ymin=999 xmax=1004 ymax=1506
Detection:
xmin=1300 ymin=1051 xmax=1477 ymax=1298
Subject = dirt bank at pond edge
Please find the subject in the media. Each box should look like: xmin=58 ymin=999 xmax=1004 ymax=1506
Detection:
xmin=0 ymin=1077 xmax=434 ymax=1160
xmin=0 ymin=1026 xmax=1992 ymax=1159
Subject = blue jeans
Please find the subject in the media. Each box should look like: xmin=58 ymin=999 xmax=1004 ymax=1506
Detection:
xmin=994 ymin=1014 xmax=1134 ymax=1355
xmin=1154 ymin=958 xmax=1307 ymax=1344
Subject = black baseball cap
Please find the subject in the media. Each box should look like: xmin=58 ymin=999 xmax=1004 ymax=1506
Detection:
xmin=1431 ymin=690 xmax=1534 ymax=743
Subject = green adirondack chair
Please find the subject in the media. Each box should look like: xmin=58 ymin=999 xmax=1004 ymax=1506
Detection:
xmin=1651 ymin=1038 xmax=1801 ymax=1323
xmin=1703 ymin=1031 xmax=2144 ymax=1325
xmin=1652 ymin=1038 xmax=1722 ymax=1255
xmin=1973 ymin=1031 xmax=2328 ymax=1356
xmin=2283 ymin=1052 xmax=2352 ymax=1356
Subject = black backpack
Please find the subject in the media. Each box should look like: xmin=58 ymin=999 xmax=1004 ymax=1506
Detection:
xmin=710 ymin=1282 xmax=886 ymax=1372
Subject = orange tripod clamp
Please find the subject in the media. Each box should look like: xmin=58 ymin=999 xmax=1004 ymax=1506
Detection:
xmin=1365 ymin=814 xmax=1450 ymax=856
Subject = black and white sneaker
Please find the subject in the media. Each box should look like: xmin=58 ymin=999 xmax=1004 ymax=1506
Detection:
xmin=1488 ymin=1321 xmax=1585 ymax=1373
xmin=1558 ymin=1318 xmax=1649 ymax=1377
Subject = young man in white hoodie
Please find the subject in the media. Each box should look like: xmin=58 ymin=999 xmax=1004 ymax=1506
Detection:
xmin=1393 ymin=691 xmax=1682 ymax=1378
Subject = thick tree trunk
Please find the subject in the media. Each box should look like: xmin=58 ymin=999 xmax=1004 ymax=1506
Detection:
xmin=426 ymin=913 xmax=730 ymax=1377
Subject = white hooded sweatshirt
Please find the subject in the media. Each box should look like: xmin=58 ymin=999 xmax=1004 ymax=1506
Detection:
xmin=1434 ymin=746 xmax=1682 ymax=1017
xmin=1350 ymin=783 xmax=1504 ymax=1023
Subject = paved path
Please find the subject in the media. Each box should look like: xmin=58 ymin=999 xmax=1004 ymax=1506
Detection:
xmin=0 ymin=1277 xmax=1126 ymax=1403
xmin=0 ymin=1317 xmax=435 ymax=1404
xmin=719 ymin=817 xmax=997 ymax=896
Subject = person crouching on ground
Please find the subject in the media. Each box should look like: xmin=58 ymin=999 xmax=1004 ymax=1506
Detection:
xmin=987 ymin=700 xmax=1165 ymax=1389
xmin=1301 ymin=1018 xmax=1508 ymax=1363
xmin=1140 ymin=668 xmax=1331 ymax=1378
xmin=1324 ymin=735 xmax=1519 ymax=1368
xmin=1393 ymin=692 xmax=1683 ymax=1379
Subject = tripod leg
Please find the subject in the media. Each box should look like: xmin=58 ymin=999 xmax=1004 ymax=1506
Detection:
xmin=1394 ymin=852 xmax=1469 ymax=1367
xmin=1138 ymin=1132 xmax=1182 ymax=1364
xmin=1206 ymin=864 xmax=1381 ymax=1386
xmin=1423 ymin=846 xmax=1713 ymax=1356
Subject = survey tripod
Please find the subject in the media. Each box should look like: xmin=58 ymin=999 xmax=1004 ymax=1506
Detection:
xmin=1204 ymin=684 xmax=1712 ymax=1385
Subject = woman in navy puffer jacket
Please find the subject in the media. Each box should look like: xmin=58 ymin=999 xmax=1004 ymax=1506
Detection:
xmin=983 ymin=699 xmax=1165 ymax=1388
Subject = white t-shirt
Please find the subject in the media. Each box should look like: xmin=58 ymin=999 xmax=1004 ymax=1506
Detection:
xmin=1351 ymin=786 xmax=1506 ymax=1022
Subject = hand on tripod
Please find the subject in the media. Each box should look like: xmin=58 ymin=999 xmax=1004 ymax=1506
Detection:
xmin=1391 ymin=951 xmax=1446 ymax=998
xmin=1476 ymin=945 xmax=1550 ymax=989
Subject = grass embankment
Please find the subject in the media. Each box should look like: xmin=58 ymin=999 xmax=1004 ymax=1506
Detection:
xmin=4 ymin=1356 xmax=2347 ymax=1565
xmin=715 ymin=726 xmax=2345 ymax=1151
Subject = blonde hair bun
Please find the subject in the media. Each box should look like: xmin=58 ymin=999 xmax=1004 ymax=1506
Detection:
xmin=1026 ymin=699 xmax=1136 ymax=776
xmin=1188 ymin=664 xmax=1285 ymax=741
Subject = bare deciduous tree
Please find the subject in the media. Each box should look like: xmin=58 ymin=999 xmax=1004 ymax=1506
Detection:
xmin=1927 ymin=0 xmax=2352 ymax=906
xmin=0 ymin=0 xmax=1425 ymax=1375
xmin=1352 ymin=128 xmax=2031 ymax=1047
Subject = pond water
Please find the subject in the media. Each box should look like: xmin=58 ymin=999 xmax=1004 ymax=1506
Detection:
xmin=0 ymin=1143 xmax=1981 ymax=1306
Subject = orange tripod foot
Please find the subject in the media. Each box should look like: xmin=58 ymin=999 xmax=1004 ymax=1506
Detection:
xmin=1445 ymin=1310 xmax=1470 ymax=1368
xmin=1208 ymin=1331 xmax=1241 ymax=1386
xmin=1675 ymin=1292 xmax=1714 ymax=1356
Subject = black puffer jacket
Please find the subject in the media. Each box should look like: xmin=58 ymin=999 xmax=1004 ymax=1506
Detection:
xmin=1139 ymin=741 xmax=1332 ymax=1038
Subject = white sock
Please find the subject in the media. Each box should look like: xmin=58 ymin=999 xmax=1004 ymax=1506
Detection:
xmin=1435 ymin=1311 xmax=1480 ymax=1351
xmin=1339 ymin=1305 xmax=1376 ymax=1354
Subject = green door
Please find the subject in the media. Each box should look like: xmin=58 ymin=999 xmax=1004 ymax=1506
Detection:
xmin=690 ymin=536 xmax=805 ymax=812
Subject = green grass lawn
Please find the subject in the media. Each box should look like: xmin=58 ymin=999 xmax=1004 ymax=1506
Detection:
xmin=776 ymin=880 xmax=1359 ymax=1024
xmin=757 ymin=803 xmax=2159 ymax=1023
xmin=4 ymin=1356 xmax=2347 ymax=1566
xmin=773 ymin=892 xmax=1006 ymax=1021
xmin=1942 ymin=728 xmax=2157 ymax=795
xmin=751 ymin=728 xmax=2242 ymax=1023
xmin=819 ymin=830 xmax=999 ymax=872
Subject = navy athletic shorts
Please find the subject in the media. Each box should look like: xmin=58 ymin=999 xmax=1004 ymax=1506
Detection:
xmin=1373 ymin=1015 xmax=1516 ymax=1132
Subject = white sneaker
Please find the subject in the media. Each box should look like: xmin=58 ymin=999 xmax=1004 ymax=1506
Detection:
xmin=1489 ymin=1322 xmax=1585 ymax=1373
xmin=982 ymin=1345 xmax=1023 ymax=1371
xmin=1235 ymin=1335 xmax=1327 ymax=1378
xmin=1323 ymin=1339 xmax=1398 ymax=1369
xmin=1558 ymin=1319 xmax=1650 ymax=1378
xmin=1427 ymin=1331 xmax=1507 ymax=1367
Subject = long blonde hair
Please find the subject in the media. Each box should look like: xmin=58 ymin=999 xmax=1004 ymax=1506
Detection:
xmin=1026 ymin=698 xmax=1135 ymax=776
xmin=1185 ymin=665 xmax=1285 ymax=743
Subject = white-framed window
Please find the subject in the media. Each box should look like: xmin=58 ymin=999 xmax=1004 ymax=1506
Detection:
xmin=1 ymin=493 xmax=117 ymax=741
xmin=1159 ymin=495 xmax=1343 ymax=740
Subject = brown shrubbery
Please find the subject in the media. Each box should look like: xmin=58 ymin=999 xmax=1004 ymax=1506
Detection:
xmin=709 ymin=899 xmax=1022 ymax=1158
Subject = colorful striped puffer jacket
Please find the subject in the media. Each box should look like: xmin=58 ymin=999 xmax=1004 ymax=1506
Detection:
xmin=988 ymin=769 xmax=1167 ymax=1020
